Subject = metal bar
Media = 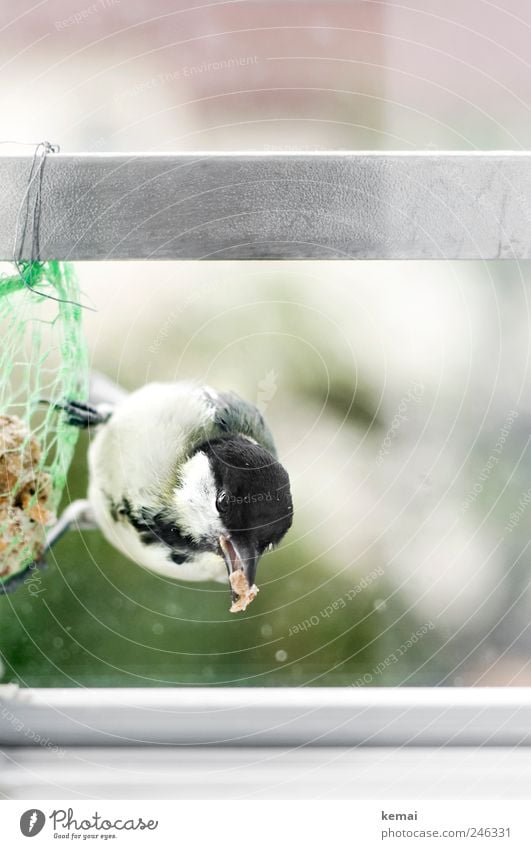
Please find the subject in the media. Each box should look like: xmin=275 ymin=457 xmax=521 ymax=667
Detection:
xmin=1 ymin=152 xmax=531 ymax=261
xmin=1 ymin=687 xmax=531 ymax=747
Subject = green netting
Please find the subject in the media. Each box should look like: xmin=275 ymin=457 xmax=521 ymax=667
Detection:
xmin=0 ymin=261 xmax=88 ymax=587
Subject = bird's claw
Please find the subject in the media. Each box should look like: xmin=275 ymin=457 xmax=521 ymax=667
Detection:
xmin=39 ymin=398 xmax=110 ymax=429
xmin=60 ymin=399 xmax=107 ymax=429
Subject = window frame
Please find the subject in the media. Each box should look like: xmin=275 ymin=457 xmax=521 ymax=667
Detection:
xmin=2 ymin=150 xmax=530 ymax=750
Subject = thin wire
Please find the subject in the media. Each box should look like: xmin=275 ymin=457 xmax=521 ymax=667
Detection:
xmin=0 ymin=140 xmax=60 ymax=149
xmin=13 ymin=141 xmax=46 ymax=264
xmin=6 ymin=139 xmax=95 ymax=311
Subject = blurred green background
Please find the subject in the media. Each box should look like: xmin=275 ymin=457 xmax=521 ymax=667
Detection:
xmin=2 ymin=259 xmax=531 ymax=688
xmin=0 ymin=263 xmax=451 ymax=687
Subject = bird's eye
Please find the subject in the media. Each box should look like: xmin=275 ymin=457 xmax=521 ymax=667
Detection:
xmin=216 ymin=491 xmax=229 ymax=513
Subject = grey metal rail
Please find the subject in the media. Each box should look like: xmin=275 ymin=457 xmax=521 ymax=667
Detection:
xmin=1 ymin=687 xmax=531 ymax=747
xmin=1 ymin=152 xmax=531 ymax=261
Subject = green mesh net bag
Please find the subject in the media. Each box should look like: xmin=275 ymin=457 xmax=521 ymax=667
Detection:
xmin=0 ymin=261 xmax=88 ymax=589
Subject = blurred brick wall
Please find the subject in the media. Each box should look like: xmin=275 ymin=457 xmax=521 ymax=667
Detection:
xmin=3 ymin=1 xmax=530 ymax=149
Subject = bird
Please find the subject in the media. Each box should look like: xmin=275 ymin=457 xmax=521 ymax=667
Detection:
xmin=34 ymin=375 xmax=293 ymax=611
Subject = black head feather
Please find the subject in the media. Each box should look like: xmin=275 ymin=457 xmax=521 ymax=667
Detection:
xmin=199 ymin=435 xmax=293 ymax=552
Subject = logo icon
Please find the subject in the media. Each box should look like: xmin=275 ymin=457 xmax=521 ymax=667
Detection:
xmin=20 ymin=810 xmax=45 ymax=837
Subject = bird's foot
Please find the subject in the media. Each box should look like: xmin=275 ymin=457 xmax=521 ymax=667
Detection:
xmin=40 ymin=398 xmax=111 ymax=429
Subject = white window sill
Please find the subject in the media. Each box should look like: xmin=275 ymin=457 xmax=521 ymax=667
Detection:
xmin=2 ymin=746 xmax=531 ymax=800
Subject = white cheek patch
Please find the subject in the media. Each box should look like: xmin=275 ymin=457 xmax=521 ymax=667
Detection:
xmin=173 ymin=451 xmax=222 ymax=542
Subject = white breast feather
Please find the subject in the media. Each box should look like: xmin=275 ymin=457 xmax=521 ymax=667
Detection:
xmin=172 ymin=451 xmax=223 ymax=542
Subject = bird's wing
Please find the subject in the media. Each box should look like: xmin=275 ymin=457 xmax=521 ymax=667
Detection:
xmin=204 ymin=389 xmax=278 ymax=457
xmin=89 ymin=371 xmax=129 ymax=408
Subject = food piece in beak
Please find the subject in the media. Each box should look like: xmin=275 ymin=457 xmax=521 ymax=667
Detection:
xmin=229 ymin=569 xmax=259 ymax=613
xmin=220 ymin=534 xmax=260 ymax=613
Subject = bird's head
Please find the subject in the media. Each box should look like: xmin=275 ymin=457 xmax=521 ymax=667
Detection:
xmin=173 ymin=435 xmax=293 ymax=588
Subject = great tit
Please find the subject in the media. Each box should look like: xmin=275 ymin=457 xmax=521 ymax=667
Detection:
xmin=45 ymin=378 xmax=293 ymax=610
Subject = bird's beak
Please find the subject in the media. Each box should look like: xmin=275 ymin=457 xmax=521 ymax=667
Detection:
xmin=220 ymin=535 xmax=259 ymax=588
